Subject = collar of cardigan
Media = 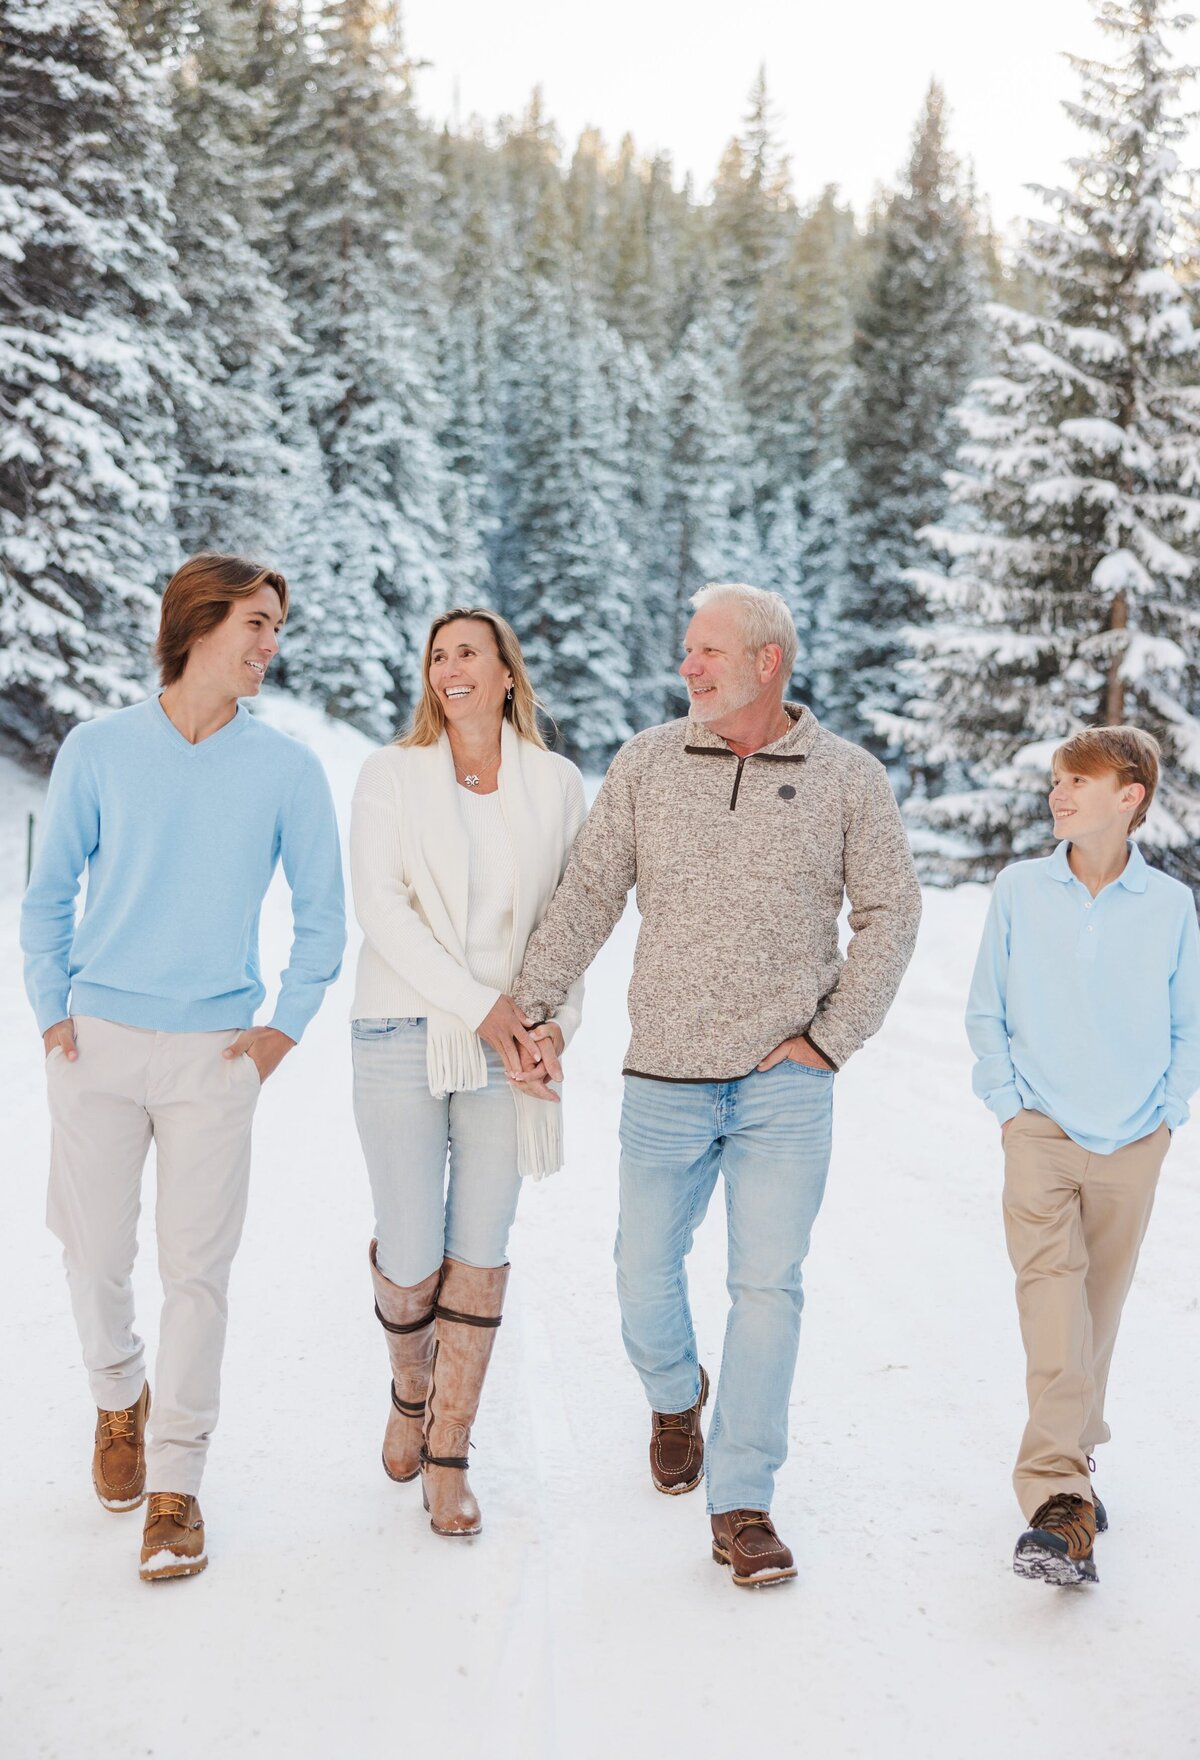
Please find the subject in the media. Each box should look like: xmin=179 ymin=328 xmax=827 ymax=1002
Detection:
xmin=684 ymin=701 xmax=820 ymax=762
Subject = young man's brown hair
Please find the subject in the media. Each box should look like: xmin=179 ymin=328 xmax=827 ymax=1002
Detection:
xmin=1051 ymin=725 xmax=1160 ymax=833
xmin=156 ymin=554 xmax=289 ymax=686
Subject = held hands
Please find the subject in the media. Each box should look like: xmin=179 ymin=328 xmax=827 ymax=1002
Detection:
xmin=43 ymin=1019 xmax=78 ymax=1061
xmin=476 ymin=994 xmax=547 ymax=1082
xmin=507 ymin=1019 xmax=565 ymax=1104
xmin=756 ymin=1035 xmax=834 ymax=1074
xmin=222 ymin=1025 xmax=295 ymax=1084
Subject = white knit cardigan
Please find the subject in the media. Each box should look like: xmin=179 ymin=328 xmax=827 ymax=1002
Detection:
xmin=349 ymin=722 xmax=587 ymax=1178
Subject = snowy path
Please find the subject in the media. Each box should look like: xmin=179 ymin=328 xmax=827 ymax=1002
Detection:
xmin=2 ymin=706 xmax=1198 ymax=1759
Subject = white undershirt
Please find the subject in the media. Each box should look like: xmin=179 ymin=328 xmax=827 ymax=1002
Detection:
xmin=462 ymin=789 xmax=515 ymax=992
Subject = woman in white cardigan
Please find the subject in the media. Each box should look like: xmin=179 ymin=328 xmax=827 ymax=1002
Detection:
xmin=350 ymin=607 xmax=585 ymax=1538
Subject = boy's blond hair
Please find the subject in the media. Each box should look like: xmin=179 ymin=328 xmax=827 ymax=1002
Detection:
xmin=1051 ymin=725 xmax=1160 ymax=833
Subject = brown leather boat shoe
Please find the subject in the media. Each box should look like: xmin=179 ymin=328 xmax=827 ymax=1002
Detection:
xmin=93 ymin=1383 xmax=150 ymax=1512
xmin=650 ymin=1365 xmax=709 ymax=1494
xmin=139 ymin=1493 xmax=207 ymax=1582
xmin=711 ymin=1509 xmax=797 ymax=1588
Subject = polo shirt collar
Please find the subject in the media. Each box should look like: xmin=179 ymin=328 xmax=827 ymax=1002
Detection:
xmin=1116 ymin=843 xmax=1149 ymax=891
xmin=1046 ymin=839 xmax=1147 ymax=891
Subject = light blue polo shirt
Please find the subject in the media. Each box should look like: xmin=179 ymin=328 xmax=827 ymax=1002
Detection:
xmin=966 ymin=841 xmax=1200 ymax=1154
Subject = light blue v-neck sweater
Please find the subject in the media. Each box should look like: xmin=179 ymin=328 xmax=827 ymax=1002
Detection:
xmin=21 ymin=697 xmax=345 ymax=1040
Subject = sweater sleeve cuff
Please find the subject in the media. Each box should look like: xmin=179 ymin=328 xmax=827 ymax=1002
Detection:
xmin=267 ymin=1003 xmax=308 ymax=1044
xmin=35 ymin=993 xmax=72 ymax=1036
xmin=450 ymin=979 xmax=503 ymax=1034
xmin=802 ymin=1031 xmax=839 ymax=1072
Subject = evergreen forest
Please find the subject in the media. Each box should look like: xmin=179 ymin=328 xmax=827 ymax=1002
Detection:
xmin=3 ymin=0 xmax=1200 ymax=884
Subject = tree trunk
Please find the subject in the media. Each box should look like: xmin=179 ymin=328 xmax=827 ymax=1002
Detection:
xmin=1104 ymin=590 xmax=1127 ymax=725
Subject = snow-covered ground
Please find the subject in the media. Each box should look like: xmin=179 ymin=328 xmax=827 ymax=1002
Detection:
xmin=2 ymin=700 xmax=1198 ymax=1760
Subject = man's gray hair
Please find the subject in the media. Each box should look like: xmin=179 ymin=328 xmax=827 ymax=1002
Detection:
xmin=690 ymin=582 xmax=798 ymax=681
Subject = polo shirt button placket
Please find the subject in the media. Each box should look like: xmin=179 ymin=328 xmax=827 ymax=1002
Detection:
xmin=1080 ymin=896 xmax=1098 ymax=957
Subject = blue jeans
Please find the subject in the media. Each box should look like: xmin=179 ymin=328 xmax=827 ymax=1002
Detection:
xmin=351 ymin=1018 xmax=522 ymax=1287
xmin=616 ymin=1062 xmax=834 ymax=1514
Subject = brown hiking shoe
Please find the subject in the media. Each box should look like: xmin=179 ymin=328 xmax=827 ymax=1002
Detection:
xmin=1013 ymin=1494 xmax=1098 ymax=1587
xmin=93 ymin=1383 xmax=150 ymax=1512
xmin=711 ymin=1509 xmax=797 ymax=1588
xmin=649 ymin=1366 xmax=709 ymax=1495
xmin=139 ymin=1493 xmax=207 ymax=1582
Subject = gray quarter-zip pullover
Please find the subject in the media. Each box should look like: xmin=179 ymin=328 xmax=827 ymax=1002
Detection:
xmin=515 ymin=705 xmax=921 ymax=1081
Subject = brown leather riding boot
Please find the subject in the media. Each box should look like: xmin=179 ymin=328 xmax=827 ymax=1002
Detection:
xmin=710 ymin=1509 xmax=797 ymax=1589
xmin=650 ymin=1365 xmax=709 ymax=1494
xmin=93 ymin=1382 xmax=151 ymax=1512
xmin=420 ymin=1257 xmax=510 ymax=1537
xmin=369 ymin=1241 xmax=441 ymax=1483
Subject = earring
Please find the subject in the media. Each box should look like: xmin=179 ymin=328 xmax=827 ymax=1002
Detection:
xmin=506 ymin=687 xmax=513 ymax=703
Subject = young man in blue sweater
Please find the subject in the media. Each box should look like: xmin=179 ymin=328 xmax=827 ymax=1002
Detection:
xmin=967 ymin=726 xmax=1200 ymax=1587
xmin=21 ymin=554 xmax=345 ymax=1582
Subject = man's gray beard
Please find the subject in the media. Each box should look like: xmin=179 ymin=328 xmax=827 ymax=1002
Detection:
xmin=688 ymin=671 xmax=762 ymax=724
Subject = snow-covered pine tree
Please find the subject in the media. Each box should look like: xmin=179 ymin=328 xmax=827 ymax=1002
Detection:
xmin=265 ymin=0 xmax=458 ymax=728
xmin=741 ymin=185 xmax=859 ymax=704
xmin=0 ymin=0 xmax=181 ymax=761
xmin=710 ymin=69 xmax=794 ymax=341
xmin=433 ymin=132 xmax=502 ymax=602
xmin=565 ymin=126 xmax=608 ymax=301
xmin=659 ymin=317 xmax=762 ymax=701
xmin=900 ymin=1 xmax=1200 ymax=886
xmin=601 ymin=140 xmax=681 ymax=368
xmin=801 ymin=451 xmax=855 ymax=718
xmin=497 ymin=256 xmax=635 ymax=767
xmin=826 ymin=82 xmax=982 ymax=756
xmin=613 ymin=337 xmax=673 ymax=727
xmin=166 ymin=0 xmax=297 ymax=557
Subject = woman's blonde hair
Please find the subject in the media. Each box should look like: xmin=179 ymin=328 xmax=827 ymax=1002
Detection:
xmin=398 ymin=606 xmax=547 ymax=749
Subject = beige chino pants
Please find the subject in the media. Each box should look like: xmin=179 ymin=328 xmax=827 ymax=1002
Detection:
xmin=1002 ymin=1108 xmax=1169 ymax=1519
xmin=46 ymin=1016 xmax=261 ymax=1495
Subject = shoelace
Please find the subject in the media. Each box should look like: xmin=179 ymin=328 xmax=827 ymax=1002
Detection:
xmin=655 ymin=1410 xmax=693 ymax=1432
xmin=99 ymin=1406 xmax=137 ymax=1442
xmin=1031 ymin=1496 xmax=1091 ymax=1548
xmin=146 ymin=1493 xmax=190 ymax=1524
xmin=727 ymin=1510 xmax=777 ymax=1541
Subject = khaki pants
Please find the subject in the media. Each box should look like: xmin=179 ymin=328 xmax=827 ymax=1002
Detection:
xmin=46 ymin=1016 xmax=261 ymax=1495
xmin=1002 ymin=1108 xmax=1169 ymax=1519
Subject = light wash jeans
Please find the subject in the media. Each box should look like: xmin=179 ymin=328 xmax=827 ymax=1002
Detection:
xmin=352 ymin=1018 xmax=522 ymax=1287
xmin=616 ymin=1060 xmax=834 ymax=1515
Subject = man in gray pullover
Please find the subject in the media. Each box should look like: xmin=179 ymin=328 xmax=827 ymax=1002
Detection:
xmin=515 ymin=582 xmax=921 ymax=1587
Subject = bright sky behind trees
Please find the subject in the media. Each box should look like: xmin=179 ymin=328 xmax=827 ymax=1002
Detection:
xmin=404 ymin=0 xmax=1200 ymax=230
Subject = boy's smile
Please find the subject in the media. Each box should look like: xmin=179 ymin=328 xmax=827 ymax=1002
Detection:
xmin=1048 ymin=768 xmax=1138 ymax=844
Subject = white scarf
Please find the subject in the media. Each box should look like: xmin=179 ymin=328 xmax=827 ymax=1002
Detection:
xmin=396 ymin=721 xmax=575 ymax=1179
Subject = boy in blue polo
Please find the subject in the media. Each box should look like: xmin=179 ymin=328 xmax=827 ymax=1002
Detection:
xmin=967 ymin=726 xmax=1200 ymax=1586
